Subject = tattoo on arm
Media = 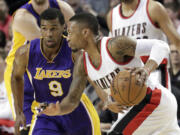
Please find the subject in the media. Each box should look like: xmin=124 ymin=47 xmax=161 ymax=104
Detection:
xmin=59 ymin=53 xmax=87 ymax=114
xmin=108 ymin=36 xmax=136 ymax=58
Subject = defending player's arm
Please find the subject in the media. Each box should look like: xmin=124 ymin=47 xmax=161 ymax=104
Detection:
xmin=11 ymin=44 xmax=29 ymax=135
xmin=149 ymin=0 xmax=180 ymax=52
xmin=40 ymin=53 xmax=88 ymax=116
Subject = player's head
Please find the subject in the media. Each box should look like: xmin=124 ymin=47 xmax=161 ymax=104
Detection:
xmin=0 ymin=0 xmax=8 ymax=20
xmin=32 ymin=0 xmax=47 ymax=5
xmin=170 ymin=44 xmax=180 ymax=66
xmin=40 ymin=8 xmax=65 ymax=48
xmin=67 ymin=12 xmax=99 ymax=52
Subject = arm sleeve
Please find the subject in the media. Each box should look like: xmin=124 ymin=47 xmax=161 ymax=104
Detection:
xmin=135 ymin=39 xmax=170 ymax=65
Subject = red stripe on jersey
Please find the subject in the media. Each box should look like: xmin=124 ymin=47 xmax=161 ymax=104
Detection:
xmin=123 ymin=87 xmax=161 ymax=135
xmin=141 ymin=56 xmax=168 ymax=65
xmin=0 ymin=119 xmax=15 ymax=127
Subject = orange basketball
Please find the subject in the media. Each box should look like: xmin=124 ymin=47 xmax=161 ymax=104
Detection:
xmin=110 ymin=70 xmax=147 ymax=106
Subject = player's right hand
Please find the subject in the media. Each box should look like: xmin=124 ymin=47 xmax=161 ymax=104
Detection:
xmin=15 ymin=112 xmax=26 ymax=135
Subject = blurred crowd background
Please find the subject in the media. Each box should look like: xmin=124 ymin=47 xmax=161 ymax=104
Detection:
xmin=0 ymin=0 xmax=180 ymax=134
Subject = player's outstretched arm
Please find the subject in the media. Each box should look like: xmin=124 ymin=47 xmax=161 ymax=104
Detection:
xmin=149 ymin=0 xmax=180 ymax=52
xmin=11 ymin=44 xmax=29 ymax=135
xmin=40 ymin=53 xmax=87 ymax=116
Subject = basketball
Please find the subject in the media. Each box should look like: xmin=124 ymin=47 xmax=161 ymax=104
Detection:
xmin=110 ymin=70 xmax=147 ymax=106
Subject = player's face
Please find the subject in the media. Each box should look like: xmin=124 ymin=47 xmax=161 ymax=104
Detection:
xmin=0 ymin=0 xmax=8 ymax=19
xmin=170 ymin=45 xmax=180 ymax=65
xmin=41 ymin=18 xmax=64 ymax=48
xmin=33 ymin=0 xmax=47 ymax=5
xmin=67 ymin=22 xmax=85 ymax=52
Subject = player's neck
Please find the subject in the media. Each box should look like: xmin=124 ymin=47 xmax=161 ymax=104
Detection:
xmin=41 ymin=38 xmax=63 ymax=61
xmin=122 ymin=0 xmax=139 ymax=11
xmin=86 ymin=37 xmax=101 ymax=68
xmin=32 ymin=1 xmax=49 ymax=15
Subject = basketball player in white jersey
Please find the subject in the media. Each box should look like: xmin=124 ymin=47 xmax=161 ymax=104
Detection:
xmin=107 ymin=0 xmax=180 ymax=91
xmin=40 ymin=13 xmax=180 ymax=135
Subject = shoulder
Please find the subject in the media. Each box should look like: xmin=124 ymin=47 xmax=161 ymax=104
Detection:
xmin=148 ymin=0 xmax=167 ymax=21
xmin=13 ymin=9 xmax=37 ymax=30
xmin=107 ymin=36 xmax=136 ymax=57
xmin=56 ymin=0 xmax=74 ymax=16
xmin=148 ymin=0 xmax=165 ymax=11
xmin=108 ymin=36 xmax=136 ymax=49
xmin=13 ymin=9 xmax=36 ymax=24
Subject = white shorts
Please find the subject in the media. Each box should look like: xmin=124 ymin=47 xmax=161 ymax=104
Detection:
xmin=107 ymin=84 xmax=180 ymax=135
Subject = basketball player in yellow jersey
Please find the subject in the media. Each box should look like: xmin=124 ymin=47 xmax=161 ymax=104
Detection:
xmin=4 ymin=0 xmax=74 ymax=134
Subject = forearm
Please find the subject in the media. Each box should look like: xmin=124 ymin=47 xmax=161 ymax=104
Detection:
xmin=58 ymin=96 xmax=80 ymax=115
xmin=11 ymin=75 xmax=24 ymax=115
xmin=94 ymin=87 xmax=108 ymax=103
xmin=58 ymin=77 xmax=87 ymax=115
xmin=136 ymin=39 xmax=170 ymax=65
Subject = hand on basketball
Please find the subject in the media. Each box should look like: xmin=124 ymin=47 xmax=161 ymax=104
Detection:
xmin=105 ymin=101 xmax=128 ymax=113
xmin=131 ymin=67 xmax=149 ymax=86
xmin=103 ymin=96 xmax=128 ymax=113
xmin=14 ymin=112 xmax=26 ymax=135
xmin=38 ymin=101 xmax=61 ymax=116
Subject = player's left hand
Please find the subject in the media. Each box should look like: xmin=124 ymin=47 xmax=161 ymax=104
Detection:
xmin=129 ymin=67 xmax=149 ymax=86
xmin=38 ymin=101 xmax=61 ymax=116
xmin=103 ymin=95 xmax=128 ymax=113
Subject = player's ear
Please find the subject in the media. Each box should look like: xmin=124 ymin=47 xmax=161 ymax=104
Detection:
xmin=82 ymin=28 xmax=89 ymax=38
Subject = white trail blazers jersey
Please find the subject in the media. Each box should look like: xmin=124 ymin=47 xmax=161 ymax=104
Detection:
xmin=84 ymin=37 xmax=144 ymax=95
xmin=111 ymin=0 xmax=167 ymax=42
xmin=83 ymin=38 xmax=180 ymax=135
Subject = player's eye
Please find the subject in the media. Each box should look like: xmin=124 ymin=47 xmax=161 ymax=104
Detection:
xmin=41 ymin=27 xmax=46 ymax=30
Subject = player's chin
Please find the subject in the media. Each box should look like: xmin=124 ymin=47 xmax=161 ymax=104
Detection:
xmin=46 ymin=43 xmax=56 ymax=48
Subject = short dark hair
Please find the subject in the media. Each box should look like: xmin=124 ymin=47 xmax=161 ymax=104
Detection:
xmin=40 ymin=8 xmax=65 ymax=25
xmin=69 ymin=12 xmax=99 ymax=35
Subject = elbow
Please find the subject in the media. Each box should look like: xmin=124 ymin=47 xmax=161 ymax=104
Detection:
xmin=69 ymin=95 xmax=80 ymax=108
